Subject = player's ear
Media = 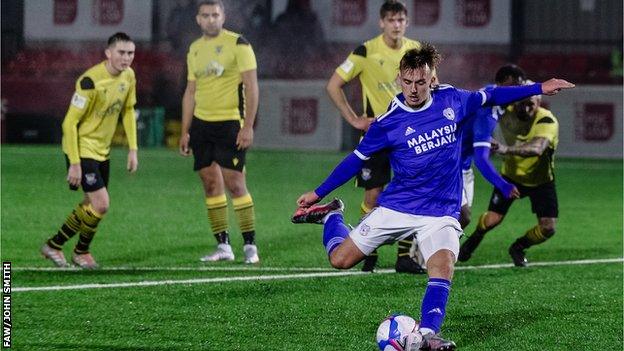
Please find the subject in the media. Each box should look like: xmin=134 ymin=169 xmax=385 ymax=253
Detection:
xmin=104 ymin=47 xmax=112 ymax=60
xmin=378 ymin=18 xmax=385 ymax=30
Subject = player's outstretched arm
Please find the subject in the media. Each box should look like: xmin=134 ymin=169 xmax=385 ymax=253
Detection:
xmin=473 ymin=146 xmax=519 ymax=199
xmin=540 ymin=78 xmax=575 ymax=95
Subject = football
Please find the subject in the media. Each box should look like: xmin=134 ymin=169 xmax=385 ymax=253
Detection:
xmin=376 ymin=314 xmax=419 ymax=351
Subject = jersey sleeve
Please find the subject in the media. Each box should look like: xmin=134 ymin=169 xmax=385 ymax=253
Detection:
xmin=62 ymin=76 xmax=96 ymax=163
xmin=532 ymin=115 xmax=558 ymax=143
xmin=354 ymin=121 xmax=389 ymax=160
xmin=335 ymin=45 xmax=366 ymax=83
xmin=472 ymin=107 xmax=498 ymax=148
xmin=186 ymin=49 xmax=196 ymax=81
xmin=235 ymin=36 xmax=257 ymax=72
xmin=122 ymin=75 xmax=138 ymax=150
xmin=453 ymin=88 xmax=486 ymax=123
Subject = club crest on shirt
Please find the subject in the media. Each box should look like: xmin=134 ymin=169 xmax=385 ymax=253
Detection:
xmin=215 ymin=45 xmax=223 ymax=54
xmin=85 ymin=173 xmax=97 ymax=186
xmin=118 ymin=83 xmax=126 ymax=93
xmin=361 ymin=168 xmax=372 ymax=181
xmin=443 ymin=108 xmax=455 ymax=121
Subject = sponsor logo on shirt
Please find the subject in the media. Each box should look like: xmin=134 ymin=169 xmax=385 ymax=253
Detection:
xmin=339 ymin=59 xmax=354 ymax=73
xmin=406 ymin=123 xmax=457 ymax=155
xmin=71 ymin=93 xmax=87 ymax=109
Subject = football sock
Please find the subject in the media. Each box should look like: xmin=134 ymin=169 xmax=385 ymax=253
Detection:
xmin=206 ymin=194 xmax=229 ymax=235
xmin=516 ymin=225 xmax=554 ymax=249
xmin=214 ymin=231 xmax=230 ymax=244
xmin=419 ymin=278 xmax=451 ymax=334
xmin=322 ymin=212 xmax=349 ymax=256
xmin=360 ymin=201 xmax=372 ymax=217
xmin=475 ymin=212 xmax=489 ymax=233
xmin=74 ymin=204 xmax=103 ymax=254
xmin=397 ymin=235 xmax=413 ymax=257
xmin=233 ymin=194 xmax=255 ymax=245
xmin=48 ymin=204 xmax=83 ymax=249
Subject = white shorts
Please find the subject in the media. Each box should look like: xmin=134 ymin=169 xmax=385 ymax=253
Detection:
xmin=461 ymin=168 xmax=475 ymax=207
xmin=349 ymin=206 xmax=462 ymax=263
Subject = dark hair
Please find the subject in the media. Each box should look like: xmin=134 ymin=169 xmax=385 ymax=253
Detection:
xmin=399 ymin=43 xmax=442 ymax=72
xmin=107 ymin=32 xmax=132 ymax=47
xmin=495 ymin=64 xmax=525 ymax=84
xmin=380 ymin=0 xmax=408 ymax=18
xmin=198 ymin=0 xmax=224 ymax=12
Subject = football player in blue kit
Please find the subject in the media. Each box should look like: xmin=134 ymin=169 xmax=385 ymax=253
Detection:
xmin=457 ymin=64 xmax=526 ymax=229
xmin=292 ymin=44 xmax=574 ymax=350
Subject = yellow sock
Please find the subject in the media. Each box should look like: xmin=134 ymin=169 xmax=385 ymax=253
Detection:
xmin=360 ymin=201 xmax=372 ymax=218
xmin=74 ymin=204 xmax=103 ymax=254
xmin=206 ymin=195 xmax=229 ymax=234
xmin=233 ymin=194 xmax=255 ymax=244
xmin=524 ymin=225 xmax=547 ymax=245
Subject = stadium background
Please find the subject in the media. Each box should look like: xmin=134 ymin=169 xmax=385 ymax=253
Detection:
xmin=1 ymin=0 xmax=622 ymax=157
xmin=1 ymin=1 xmax=623 ymax=350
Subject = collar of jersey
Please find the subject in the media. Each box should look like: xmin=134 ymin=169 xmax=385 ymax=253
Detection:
xmin=393 ymin=93 xmax=434 ymax=113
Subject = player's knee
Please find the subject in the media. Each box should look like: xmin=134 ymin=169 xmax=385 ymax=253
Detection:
xmin=227 ymin=183 xmax=248 ymax=197
xmin=91 ymin=201 xmax=109 ymax=215
xmin=540 ymin=224 xmax=556 ymax=237
xmin=485 ymin=212 xmax=503 ymax=229
xmin=459 ymin=208 xmax=471 ymax=228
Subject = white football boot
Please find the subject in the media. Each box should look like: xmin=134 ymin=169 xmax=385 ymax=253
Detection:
xmin=243 ymin=244 xmax=260 ymax=264
xmin=200 ymin=243 xmax=235 ymax=262
xmin=41 ymin=243 xmax=69 ymax=267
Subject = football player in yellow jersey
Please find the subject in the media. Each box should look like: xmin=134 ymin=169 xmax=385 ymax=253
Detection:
xmin=41 ymin=32 xmax=138 ymax=269
xmin=179 ymin=0 xmax=260 ymax=264
xmin=459 ymin=81 xmax=560 ymax=267
xmin=326 ymin=0 xmax=424 ymax=273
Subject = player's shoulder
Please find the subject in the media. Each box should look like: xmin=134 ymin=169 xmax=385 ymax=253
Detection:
xmin=535 ymin=107 xmax=558 ymax=124
xmin=221 ymin=29 xmax=250 ymax=45
xmin=375 ymin=95 xmax=407 ymax=123
xmin=351 ymin=37 xmax=376 ymax=58
xmin=403 ymin=37 xmax=421 ymax=49
xmin=121 ymin=66 xmax=136 ymax=81
xmin=77 ymin=62 xmax=106 ymax=89
xmin=431 ymin=84 xmax=458 ymax=96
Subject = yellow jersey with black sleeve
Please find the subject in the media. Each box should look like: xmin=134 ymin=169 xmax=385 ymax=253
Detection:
xmin=499 ymin=106 xmax=559 ymax=187
xmin=335 ymin=35 xmax=421 ymax=117
xmin=187 ymin=30 xmax=257 ymax=122
xmin=62 ymin=61 xmax=137 ymax=164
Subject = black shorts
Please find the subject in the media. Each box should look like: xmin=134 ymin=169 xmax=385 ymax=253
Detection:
xmin=65 ymin=156 xmax=110 ymax=192
xmin=487 ymin=177 xmax=558 ymax=218
xmin=189 ymin=118 xmax=246 ymax=172
xmin=355 ymin=149 xmax=391 ymax=189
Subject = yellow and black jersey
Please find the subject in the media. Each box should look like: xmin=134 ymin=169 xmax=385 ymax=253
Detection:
xmin=187 ymin=29 xmax=256 ymax=122
xmin=499 ymin=106 xmax=559 ymax=186
xmin=335 ymin=35 xmax=421 ymax=117
xmin=62 ymin=61 xmax=137 ymax=164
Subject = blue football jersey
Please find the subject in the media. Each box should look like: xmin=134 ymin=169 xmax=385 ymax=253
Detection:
xmin=354 ymin=84 xmax=487 ymax=218
xmin=460 ymin=85 xmax=504 ymax=170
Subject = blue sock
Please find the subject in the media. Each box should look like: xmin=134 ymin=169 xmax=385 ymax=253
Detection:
xmin=419 ymin=278 xmax=451 ymax=334
xmin=322 ymin=213 xmax=349 ymax=256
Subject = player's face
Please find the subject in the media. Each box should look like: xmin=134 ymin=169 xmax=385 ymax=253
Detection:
xmin=398 ymin=65 xmax=434 ymax=108
xmin=379 ymin=11 xmax=408 ymax=42
xmin=197 ymin=4 xmax=225 ymax=37
xmin=515 ymin=95 xmax=540 ymax=121
xmin=105 ymin=41 xmax=135 ymax=74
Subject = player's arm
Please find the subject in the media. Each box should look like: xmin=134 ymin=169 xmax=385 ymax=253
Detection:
xmin=461 ymin=79 xmax=574 ymax=118
xmin=326 ymin=73 xmax=371 ymax=131
xmin=179 ymin=80 xmax=196 ymax=156
xmin=237 ymin=69 xmax=258 ymax=150
xmin=297 ymin=122 xmax=388 ymax=207
xmin=471 ymin=109 xmax=519 ymax=198
xmin=62 ymin=77 xmax=94 ymax=187
xmin=122 ymin=78 xmax=138 ymax=173
xmin=494 ymin=137 xmax=550 ymax=157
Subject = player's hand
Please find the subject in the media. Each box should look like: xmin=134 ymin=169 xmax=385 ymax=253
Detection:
xmin=540 ymin=78 xmax=575 ymax=96
xmin=179 ymin=133 xmax=191 ymax=156
xmin=127 ymin=149 xmax=138 ymax=173
xmin=493 ymin=142 xmax=509 ymax=155
xmin=500 ymin=182 xmax=520 ymax=199
xmin=67 ymin=163 xmax=82 ymax=188
xmin=351 ymin=116 xmax=374 ymax=131
xmin=296 ymin=191 xmax=320 ymax=208
xmin=236 ymin=126 xmax=254 ymax=150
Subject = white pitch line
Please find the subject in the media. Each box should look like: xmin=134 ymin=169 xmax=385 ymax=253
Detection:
xmin=13 ymin=266 xmax=336 ymax=272
xmin=11 ymin=257 xmax=622 ymax=293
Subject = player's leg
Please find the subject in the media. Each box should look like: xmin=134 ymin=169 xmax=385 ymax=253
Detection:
xmin=458 ymin=168 xmax=475 ymax=229
xmin=458 ymin=183 xmax=516 ymax=262
xmin=70 ymin=159 xmax=110 ymax=269
xmin=198 ymin=163 xmax=234 ymax=262
xmin=509 ymin=181 xmax=558 ymax=266
xmin=360 ymin=186 xmax=381 ymax=271
xmin=217 ymin=121 xmax=259 ymax=264
xmin=190 ymin=119 xmax=234 ymax=262
xmin=411 ymin=217 xmax=461 ymax=350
